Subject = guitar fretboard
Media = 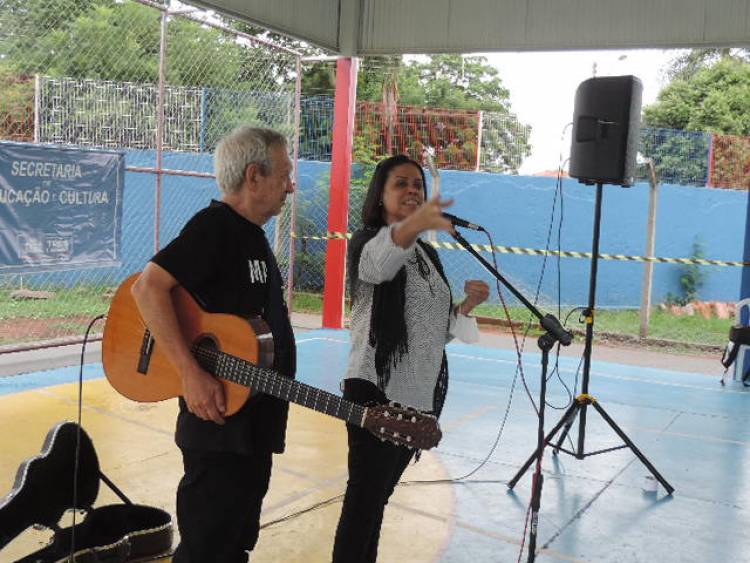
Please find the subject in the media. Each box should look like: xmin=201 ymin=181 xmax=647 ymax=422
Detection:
xmin=192 ymin=345 xmax=366 ymax=427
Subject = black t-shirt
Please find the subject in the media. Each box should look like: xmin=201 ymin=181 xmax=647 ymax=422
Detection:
xmin=152 ymin=200 xmax=296 ymax=455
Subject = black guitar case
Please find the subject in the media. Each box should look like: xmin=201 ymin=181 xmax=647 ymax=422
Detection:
xmin=0 ymin=421 xmax=172 ymax=562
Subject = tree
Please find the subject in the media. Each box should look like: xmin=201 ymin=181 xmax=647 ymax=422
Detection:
xmin=665 ymin=48 xmax=750 ymax=81
xmin=0 ymin=1 xmax=295 ymax=149
xmin=641 ymin=53 xmax=750 ymax=186
xmin=644 ymin=57 xmax=750 ymax=135
xmin=354 ymin=55 xmax=531 ymax=172
xmin=0 ymin=60 xmax=34 ymax=141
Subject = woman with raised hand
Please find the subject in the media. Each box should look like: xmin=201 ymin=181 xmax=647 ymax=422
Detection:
xmin=332 ymin=154 xmax=490 ymax=563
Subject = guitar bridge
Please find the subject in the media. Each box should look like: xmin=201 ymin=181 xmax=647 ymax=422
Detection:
xmin=137 ymin=330 xmax=155 ymax=375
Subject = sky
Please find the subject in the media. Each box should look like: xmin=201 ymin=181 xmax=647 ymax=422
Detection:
xmin=484 ymin=48 xmax=686 ymax=174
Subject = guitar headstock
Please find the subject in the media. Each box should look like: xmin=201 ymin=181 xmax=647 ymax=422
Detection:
xmin=362 ymin=402 xmax=442 ymax=450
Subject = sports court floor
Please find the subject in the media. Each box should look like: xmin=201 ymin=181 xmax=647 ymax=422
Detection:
xmin=1 ymin=326 xmax=748 ymax=562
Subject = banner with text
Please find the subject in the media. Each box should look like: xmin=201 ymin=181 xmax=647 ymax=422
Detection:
xmin=0 ymin=142 xmax=124 ymax=273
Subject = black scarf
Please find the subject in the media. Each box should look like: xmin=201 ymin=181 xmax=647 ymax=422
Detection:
xmin=348 ymin=227 xmax=452 ymax=415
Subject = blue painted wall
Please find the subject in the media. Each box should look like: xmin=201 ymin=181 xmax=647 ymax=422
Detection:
xmin=435 ymin=170 xmax=746 ymax=307
xmin=7 ymin=153 xmax=747 ymax=308
xmin=295 ymin=162 xmax=747 ymax=308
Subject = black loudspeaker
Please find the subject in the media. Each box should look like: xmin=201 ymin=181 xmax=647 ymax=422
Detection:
xmin=569 ymin=75 xmax=643 ymax=187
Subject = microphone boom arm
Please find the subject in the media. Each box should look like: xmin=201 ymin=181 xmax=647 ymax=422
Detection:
xmin=449 ymin=229 xmax=571 ymax=345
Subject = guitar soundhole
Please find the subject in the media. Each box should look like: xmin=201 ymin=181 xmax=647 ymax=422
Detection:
xmin=195 ymin=335 xmax=220 ymax=373
xmin=197 ymin=335 xmax=219 ymax=352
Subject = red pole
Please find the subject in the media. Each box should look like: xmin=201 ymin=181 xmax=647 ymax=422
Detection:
xmin=322 ymin=58 xmax=358 ymax=329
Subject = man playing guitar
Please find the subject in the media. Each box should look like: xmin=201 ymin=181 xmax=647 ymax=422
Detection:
xmin=131 ymin=126 xmax=296 ymax=563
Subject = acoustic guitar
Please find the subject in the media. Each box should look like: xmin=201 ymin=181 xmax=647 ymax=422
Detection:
xmin=102 ymin=274 xmax=442 ymax=450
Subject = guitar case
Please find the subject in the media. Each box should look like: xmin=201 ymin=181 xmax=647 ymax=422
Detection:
xmin=0 ymin=421 xmax=172 ymax=562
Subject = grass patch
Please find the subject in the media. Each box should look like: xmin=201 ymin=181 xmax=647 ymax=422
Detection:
xmin=292 ymin=291 xmax=324 ymax=313
xmin=0 ymin=287 xmax=110 ymax=320
xmin=0 ymin=287 xmax=731 ymax=351
xmin=472 ymin=303 xmax=730 ymax=347
xmin=292 ymin=292 xmax=352 ymax=315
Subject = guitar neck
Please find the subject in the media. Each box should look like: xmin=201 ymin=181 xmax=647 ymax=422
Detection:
xmin=192 ymin=345 xmax=366 ymax=427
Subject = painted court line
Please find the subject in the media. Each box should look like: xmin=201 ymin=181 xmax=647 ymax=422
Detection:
xmin=449 ymin=352 xmax=735 ymax=394
xmin=388 ymin=499 xmax=589 ymax=563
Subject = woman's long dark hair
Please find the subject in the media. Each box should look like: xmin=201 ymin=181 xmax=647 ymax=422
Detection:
xmin=361 ymin=154 xmax=428 ymax=228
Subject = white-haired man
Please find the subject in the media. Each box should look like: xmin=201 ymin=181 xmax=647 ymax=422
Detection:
xmin=132 ymin=126 xmax=296 ymax=562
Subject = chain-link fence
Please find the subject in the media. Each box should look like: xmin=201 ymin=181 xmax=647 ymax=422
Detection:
xmin=298 ymin=96 xmax=531 ymax=173
xmin=0 ymin=0 xmax=301 ymax=350
xmin=710 ymin=134 xmax=750 ymax=189
xmin=638 ymin=127 xmax=750 ymax=190
xmin=2 ymin=6 xmax=747 ymax=353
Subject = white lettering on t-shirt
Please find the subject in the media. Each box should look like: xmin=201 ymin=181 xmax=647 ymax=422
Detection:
xmin=248 ymin=259 xmax=268 ymax=284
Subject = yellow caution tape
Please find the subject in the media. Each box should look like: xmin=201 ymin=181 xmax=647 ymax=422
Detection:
xmin=290 ymin=232 xmax=749 ymax=267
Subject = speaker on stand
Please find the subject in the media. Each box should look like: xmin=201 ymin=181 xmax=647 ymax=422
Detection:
xmin=509 ymin=74 xmax=674 ymax=563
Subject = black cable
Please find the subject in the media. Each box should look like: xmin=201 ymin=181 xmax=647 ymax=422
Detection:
xmin=544 ymin=165 xmax=576 ymax=411
xmin=69 ymin=313 xmax=106 ymax=562
xmin=260 ymin=493 xmax=345 ymax=529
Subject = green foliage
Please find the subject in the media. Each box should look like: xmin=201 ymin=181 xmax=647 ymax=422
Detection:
xmin=168 ymin=19 xmax=244 ymax=88
xmin=0 ymin=2 xmax=529 ymax=171
xmin=644 ymin=57 xmax=750 ymax=136
xmin=680 ymin=240 xmax=706 ymax=303
xmin=665 ymin=48 xmax=750 ymax=81
xmin=0 ymin=60 xmax=34 ymax=140
xmin=661 ymin=240 xmax=707 ymax=306
xmin=638 ymin=129 xmax=710 ymax=186
xmin=355 ymin=55 xmax=531 ymax=172
xmin=0 ymin=1 xmax=294 ymax=150
xmin=355 ymin=55 xmax=514 ymax=111
xmin=0 ymin=286 xmax=109 ymax=320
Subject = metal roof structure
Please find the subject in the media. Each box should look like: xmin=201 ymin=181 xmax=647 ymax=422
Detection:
xmin=187 ymin=0 xmax=750 ymax=55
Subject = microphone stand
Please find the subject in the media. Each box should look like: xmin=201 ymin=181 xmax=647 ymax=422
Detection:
xmin=449 ymin=228 xmax=572 ymax=562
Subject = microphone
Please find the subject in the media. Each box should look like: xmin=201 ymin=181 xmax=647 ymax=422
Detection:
xmin=442 ymin=212 xmax=484 ymax=231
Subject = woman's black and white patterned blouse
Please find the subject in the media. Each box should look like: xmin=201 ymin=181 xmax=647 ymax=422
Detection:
xmin=344 ymin=224 xmax=479 ymax=412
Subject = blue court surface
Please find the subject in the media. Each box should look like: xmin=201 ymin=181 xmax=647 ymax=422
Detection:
xmin=2 ymin=327 xmax=749 ymax=562
xmin=295 ymin=329 xmax=750 ymax=562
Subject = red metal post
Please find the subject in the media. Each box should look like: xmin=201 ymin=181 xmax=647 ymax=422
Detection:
xmin=322 ymin=58 xmax=358 ymax=329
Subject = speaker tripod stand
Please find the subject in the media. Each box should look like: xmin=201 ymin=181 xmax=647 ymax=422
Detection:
xmin=508 ymin=182 xmax=674 ymax=559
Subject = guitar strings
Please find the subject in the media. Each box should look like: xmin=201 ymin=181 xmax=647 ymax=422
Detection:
xmin=191 ymin=345 xmax=369 ymax=425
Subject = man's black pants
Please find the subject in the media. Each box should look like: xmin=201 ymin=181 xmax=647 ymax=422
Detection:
xmin=172 ymin=448 xmax=273 ymax=563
